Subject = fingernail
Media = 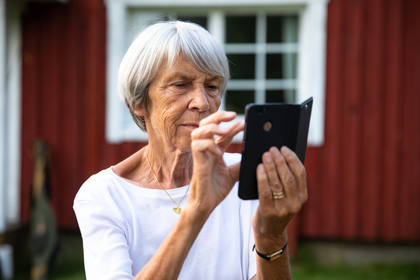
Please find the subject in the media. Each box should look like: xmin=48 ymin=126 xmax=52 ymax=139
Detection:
xmin=281 ymin=146 xmax=291 ymax=155
xmin=264 ymin=153 xmax=272 ymax=163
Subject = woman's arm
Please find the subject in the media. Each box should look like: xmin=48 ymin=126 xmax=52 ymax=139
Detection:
xmin=133 ymin=203 xmax=211 ymax=280
xmin=134 ymin=111 xmax=245 ymax=279
xmin=252 ymin=146 xmax=308 ymax=279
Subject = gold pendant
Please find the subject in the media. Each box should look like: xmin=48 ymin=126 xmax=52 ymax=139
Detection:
xmin=173 ymin=207 xmax=181 ymax=214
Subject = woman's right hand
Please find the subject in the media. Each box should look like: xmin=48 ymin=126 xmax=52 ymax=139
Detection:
xmin=188 ymin=111 xmax=244 ymax=215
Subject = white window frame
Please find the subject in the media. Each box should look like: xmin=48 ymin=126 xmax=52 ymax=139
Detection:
xmin=105 ymin=0 xmax=329 ymax=146
xmin=0 ymin=0 xmax=23 ymax=232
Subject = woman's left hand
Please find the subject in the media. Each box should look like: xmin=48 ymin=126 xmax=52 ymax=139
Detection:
xmin=252 ymin=146 xmax=308 ymax=252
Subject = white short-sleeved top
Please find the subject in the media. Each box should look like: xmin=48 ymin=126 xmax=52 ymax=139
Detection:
xmin=73 ymin=153 xmax=258 ymax=280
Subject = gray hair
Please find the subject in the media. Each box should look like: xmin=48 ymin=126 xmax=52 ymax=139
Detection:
xmin=117 ymin=20 xmax=230 ymax=132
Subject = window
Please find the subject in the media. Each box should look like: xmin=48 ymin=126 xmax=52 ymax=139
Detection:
xmin=224 ymin=14 xmax=298 ymax=114
xmin=105 ymin=0 xmax=329 ymax=145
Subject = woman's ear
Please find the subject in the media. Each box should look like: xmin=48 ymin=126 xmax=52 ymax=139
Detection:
xmin=132 ymin=105 xmax=148 ymax=117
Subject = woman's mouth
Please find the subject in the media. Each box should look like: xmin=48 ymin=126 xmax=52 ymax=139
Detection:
xmin=181 ymin=123 xmax=199 ymax=130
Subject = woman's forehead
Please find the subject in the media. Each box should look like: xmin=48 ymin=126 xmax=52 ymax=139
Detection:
xmin=160 ymin=57 xmax=221 ymax=81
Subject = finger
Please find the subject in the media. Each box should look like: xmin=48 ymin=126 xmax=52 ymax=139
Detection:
xmin=227 ymin=161 xmax=241 ymax=183
xmin=280 ymin=146 xmax=307 ymax=196
xmin=191 ymin=123 xmax=231 ymax=140
xmin=262 ymin=151 xmax=284 ymax=195
xmin=269 ymin=146 xmax=298 ymax=198
xmin=199 ymin=111 xmax=236 ymax=126
xmin=214 ymin=120 xmax=245 ymax=149
xmin=256 ymin=164 xmax=275 ymax=211
xmin=191 ymin=139 xmax=223 ymax=157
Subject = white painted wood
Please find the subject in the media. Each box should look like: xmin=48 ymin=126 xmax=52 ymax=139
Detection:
xmin=6 ymin=5 xmax=22 ymax=225
xmin=297 ymin=0 xmax=328 ymax=146
xmin=208 ymin=11 xmax=226 ymax=110
xmin=105 ymin=1 xmax=128 ymax=143
xmin=0 ymin=0 xmax=7 ymax=233
xmin=0 ymin=0 xmax=24 ymax=232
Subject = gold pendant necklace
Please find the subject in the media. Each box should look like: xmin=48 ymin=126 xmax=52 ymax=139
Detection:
xmin=145 ymin=153 xmax=190 ymax=214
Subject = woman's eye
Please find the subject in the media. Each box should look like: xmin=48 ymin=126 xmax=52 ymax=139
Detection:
xmin=207 ymin=84 xmax=219 ymax=90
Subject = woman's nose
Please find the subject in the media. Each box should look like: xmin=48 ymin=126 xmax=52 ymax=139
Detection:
xmin=189 ymin=85 xmax=210 ymax=112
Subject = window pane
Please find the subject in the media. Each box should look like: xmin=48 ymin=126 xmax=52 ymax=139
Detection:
xmin=267 ymin=15 xmax=298 ymax=43
xmin=266 ymin=90 xmax=296 ymax=103
xmin=266 ymin=53 xmax=297 ymax=79
xmin=228 ymin=54 xmax=255 ymax=79
xmin=177 ymin=16 xmax=207 ymax=29
xmin=225 ymin=91 xmax=254 ymax=114
xmin=226 ymin=16 xmax=256 ymax=43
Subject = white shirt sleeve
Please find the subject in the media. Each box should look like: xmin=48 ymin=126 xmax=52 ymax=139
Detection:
xmin=73 ymin=175 xmax=134 ymax=280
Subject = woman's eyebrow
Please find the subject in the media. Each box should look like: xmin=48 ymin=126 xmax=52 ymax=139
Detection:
xmin=168 ymin=72 xmax=221 ymax=82
xmin=208 ymin=76 xmax=222 ymax=81
xmin=167 ymin=72 xmax=194 ymax=81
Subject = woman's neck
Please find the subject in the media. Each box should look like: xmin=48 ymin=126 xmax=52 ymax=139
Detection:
xmin=145 ymin=145 xmax=193 ymax=189
xmin=112 ymin=145 xmax=193 ymax=189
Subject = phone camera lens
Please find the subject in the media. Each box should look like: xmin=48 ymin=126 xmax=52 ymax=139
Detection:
xmin=263 ymin=121 xmax=272 ymax=132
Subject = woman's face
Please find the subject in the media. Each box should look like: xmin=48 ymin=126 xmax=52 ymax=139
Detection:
xmin=136 ymin=56 xmax=222 ymax=151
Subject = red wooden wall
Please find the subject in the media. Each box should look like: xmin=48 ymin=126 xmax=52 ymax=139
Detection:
xmin=20 ymin=0 xmax=420 ymax=244
xmin=300 ymin=0 xmax=420 ymax=242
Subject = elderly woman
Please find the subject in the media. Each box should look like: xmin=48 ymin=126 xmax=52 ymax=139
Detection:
xmin=74 ymin=20 xmax=307 ymax=280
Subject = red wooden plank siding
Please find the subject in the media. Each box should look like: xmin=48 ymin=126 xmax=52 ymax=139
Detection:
xmin=20 ymin=1 xmax=106 ymax=228
xmin=39 ymin=6 xmax=58 ymax=218
xmin=413 ymin=0 xmax=420 ymax=241
xmin=20 ymin=0 xmax=420 ymax=242
xmin=300 ymin=148 xmax=323 ymax=236
xmin=360 ymin=0 xmax=385 ymax=240
xmin=341 ymin=0 xmax=364 ymax=240
xmin=382 ymin=0 xmax=403 ymax=242
xmin=20 ymin=12 xmax=38 ymax=225
xmin=59 ymin=3 xmax=82 ymax=229
xmin=80 ymin=0 xmax=103 ymax=182
xmin=299 ymin=0 xmax=420 ymax=242
xmin=320 ymin=0 xmax=343 ymax=239
xmin=400 ymin=0 xmax=420 ymax=241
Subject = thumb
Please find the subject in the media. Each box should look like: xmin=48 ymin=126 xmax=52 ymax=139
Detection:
xmin=228 ymin=161 xmax=241 ymax=184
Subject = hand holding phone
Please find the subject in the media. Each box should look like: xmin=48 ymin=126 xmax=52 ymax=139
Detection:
xmin=238 ymin=97 xmax=313 ymax=200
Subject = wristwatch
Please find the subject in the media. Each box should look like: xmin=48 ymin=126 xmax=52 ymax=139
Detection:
xmin=253 ymin=242 xmax=288 ymax=261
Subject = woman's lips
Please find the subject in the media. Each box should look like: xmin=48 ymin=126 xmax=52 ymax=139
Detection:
xmin=181 ymin=123 xmax=199 ymax=130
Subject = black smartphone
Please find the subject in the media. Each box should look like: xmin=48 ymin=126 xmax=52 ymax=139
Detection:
xmin=238 ymin=97 xmax=313 ymax=200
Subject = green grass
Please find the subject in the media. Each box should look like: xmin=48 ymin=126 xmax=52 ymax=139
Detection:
xmin=17 ymin=253 xmax=419 ymax=280
xmin=49 ymin=260 xmax=86 ymax=280
xmin=14 ymin=259 xmax=86 ymax=280
xmin=290 ymin=243 xmax=420 ymax=280
xmin=13 ymin=231 xmax=86 ymax=280
xmin=45 ymin=259 xmax=420 ymax=280
xmin=12 ymin=233 xmax=420 ymax=279
xmin=291 ymin=260 xmax=420 ymax=280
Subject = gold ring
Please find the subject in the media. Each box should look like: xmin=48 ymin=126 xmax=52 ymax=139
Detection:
xmin=272 ymin=192 xmax=285 ymax=200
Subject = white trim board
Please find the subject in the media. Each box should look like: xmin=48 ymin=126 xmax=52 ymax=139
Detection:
xmin=0 ymin=0 xmax=23 ymax=232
